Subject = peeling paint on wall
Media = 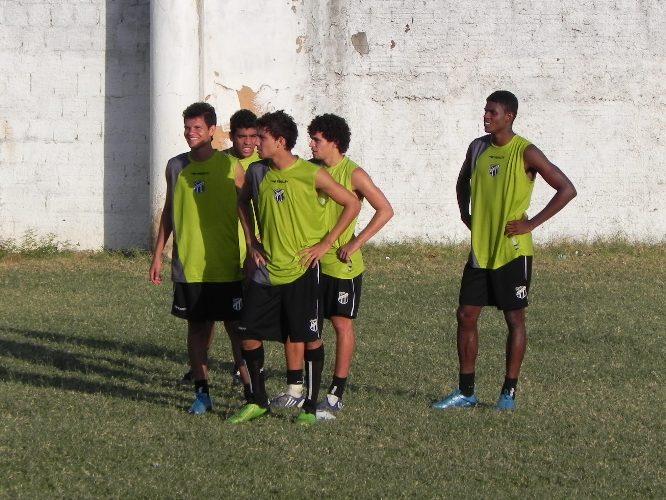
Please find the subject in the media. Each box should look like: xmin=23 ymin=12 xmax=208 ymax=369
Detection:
xmin=296 ymin=35 xmax=307 ymax=53
xmin=237 ymin=85 xmax=259 ymax=114
xmin=211 ymin=84 xmax=260 ymax=150
xmin=1 ymin=119 xmax=15 ymax=163
xmin=351 ymin=32 xmax=369 ymax=55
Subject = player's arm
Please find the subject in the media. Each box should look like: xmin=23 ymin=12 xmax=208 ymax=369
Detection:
xmin=299 ymin=169 xmax=361 ymax=268
xmin=505 ymin=145 xmax=577 ymax=236
xmin=337 ymin=167 xmax=394 ymax=262
xmin=456 ymin=146 xmax=473 ymax=230
xmin=237 ymin=167 xmax=266 ymax=267
xmin=149 ymin=168 xmax=174 ymax=285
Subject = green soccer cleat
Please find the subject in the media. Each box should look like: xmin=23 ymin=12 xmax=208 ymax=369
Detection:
xmin=227 ymin=403 xmax=268 ymax=424
xmin=295 ymin=410 xmax=317 ymax=426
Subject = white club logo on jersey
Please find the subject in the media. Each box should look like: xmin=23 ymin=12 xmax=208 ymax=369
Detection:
xmin=515 ymin=286 xmax=527 ymax=299
xmin=232 ymin=297 xmax=243 ymax=311
xmin=337 ymin=292 xmax=349 ymax=305
xmin=309 ymin=319 xmax=318 ymax=332
xmin=274 ymin=189 xmax=285 ymax=202
xmin=193 ymin=180 xmax=205 ymax=193
xmin=489 ymin=164 xmax=500 ymax=177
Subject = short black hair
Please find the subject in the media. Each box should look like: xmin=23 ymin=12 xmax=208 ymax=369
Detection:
xmin=182 ymin=102 xmax=217 ymax=127
xmin=229 ymin=109 xmax=257 ymax=135
xmin=307 ymin=114 xmax=351 ymax=154
xmin=256 ymin=110 xmax=298 ymax=150
xmin=486 ymin=90 xmax=518 ymax=116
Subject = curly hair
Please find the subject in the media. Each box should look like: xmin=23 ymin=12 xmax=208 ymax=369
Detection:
xmin=307 ymin=113 xmax=351 ymax=153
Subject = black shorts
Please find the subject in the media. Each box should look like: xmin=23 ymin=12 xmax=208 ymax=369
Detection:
xmin=459 ymin=256 xmax=533 ymax=311
xmin=171 ymin=281 xmax=243 ymax=322
xmin=321 ymin=273 xmax=363 ymax=319
xmin=238 ymin=265 xmax=323 ymax=343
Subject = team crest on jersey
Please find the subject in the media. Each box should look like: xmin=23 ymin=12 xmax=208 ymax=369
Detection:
xmin=232 ymin=297 xmax=243 ymax=311
xmin=489 ymin=164 xmax=500 ymax=177
xmin=193 ymin=180 xmax=206 ymax=193
xmin=515 ymin=286 xmax=527 ymax=299
xmin=309 ymin=319 xmax=318 ymax=332
xmin=338 ymin=292 xmax=349 ymax=305
xmin=274 ymin=189 xmax=286 ymax=202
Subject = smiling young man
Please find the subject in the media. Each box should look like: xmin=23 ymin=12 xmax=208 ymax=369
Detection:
xmin=432 ymin=91 xmax=577 ymax=411
xmin=150 ymin=102 xmax=248 ymax=415
xmin=229 ymin=110 xmax=361 ymax=425
xmin=271 ymin=113 xmax=393 ymax=419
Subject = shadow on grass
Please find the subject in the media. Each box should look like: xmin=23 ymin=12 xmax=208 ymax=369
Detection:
xmin=2 ymin=326 xmax=184 ymax=363
xmin=0 ymin=325 xmax=250 ymax=411
xmin=0 ymin=326 xmax=185 ymax=408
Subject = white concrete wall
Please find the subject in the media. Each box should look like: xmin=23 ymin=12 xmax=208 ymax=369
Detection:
xmin=0 ymin=0 xmax=150 ymax=250
xmin=2 ymin=1 xmax=664 ymax=249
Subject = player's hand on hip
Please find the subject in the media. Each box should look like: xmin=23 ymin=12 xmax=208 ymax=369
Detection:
xmin=298 ymin=242 xmax=329 ymax=268
xmin=337 ymin=241 xmax=359 ymax=263
xmin=505 ymin=218 xmax=532 ymax=236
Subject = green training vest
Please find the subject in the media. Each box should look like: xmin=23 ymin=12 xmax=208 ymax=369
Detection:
xmin=318 ymin=157 xmax=365 ymax=279
xmin=470 ymin=135 xmax=534 ymax=269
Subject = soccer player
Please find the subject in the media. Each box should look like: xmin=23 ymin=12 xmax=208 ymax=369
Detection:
xmin=432 ymin=90 xmax=576 ymax=411
xmin=180 ymin=109 xmax=258 ymax=394
xmin=149 ymin=102 xmax=248 ymax=415
xmin=223 ymin=109 xmax=260 ymax=170
xmin=271 ymin=114 xmax=393 ymax=419
xmin=228 ymin=110 xmax=361 ymax=425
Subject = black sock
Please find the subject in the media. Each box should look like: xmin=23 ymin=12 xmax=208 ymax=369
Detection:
xmin=459 ymin=372 xmax=475 ymax=397
xmin=242 ymin=345 xmax=268 ymax=407
xmin=287 ymin=369 xmax=304 ymax=386
xmin=501 ymin=378 xmax=518 ymax=398
xmin=194 ymin=379 xmax=209 ymax=395
xmin=303 ymin=345 xmax=325 ymax=413
xmin=328 ymin=376 xmax=347 ymax=399
xmin=242 ymin=383 xmax=252 ymax=403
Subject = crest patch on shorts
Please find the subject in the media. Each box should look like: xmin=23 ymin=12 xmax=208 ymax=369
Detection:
xmin=515 ymin=286 xmax=527 ymax=299
xmin=232 ymin=297 xmax=243 ymax=311
xmin=337 ymin=291 xmax=349 ymax=305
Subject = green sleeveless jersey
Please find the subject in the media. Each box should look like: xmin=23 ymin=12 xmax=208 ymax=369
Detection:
xmin=223 ymin=148 xmax=261 ymax=264
xmin=168 ymin=151 xmax=243 ymax=283
xmin=318 ymin=157 xmax=365 ymax=279
xmin=245 ymin=158 xmax=326 ymax=285
xmin=469 ymin=134 xmax=534 ymax=269
xmin=223 ymin=147 xmax=260 ymax=171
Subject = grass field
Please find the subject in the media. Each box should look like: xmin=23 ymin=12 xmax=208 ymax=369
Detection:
xmin=0 ymin=243 xmax=664 ymax=498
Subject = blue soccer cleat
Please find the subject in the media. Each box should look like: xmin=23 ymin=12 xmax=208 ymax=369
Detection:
xmin=188 ymin=392 xmax=213 ymax=415
xmin=432 ymin=388 xmax=478 ymax=409
xmin=495 ymin=391 xmax=516 ymax=411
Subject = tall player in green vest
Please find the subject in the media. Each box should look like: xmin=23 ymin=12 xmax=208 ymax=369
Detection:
xmin=433 ymin=91 xmax=577 ymax=411
xmin=150 ymin=102 xmax=248 ymax=415
xmin=229 ymin=110 xmax=361 ymax=425
xmin=179 ymin=109 xmax=258 ymax=392
xmin=271 ymin=114 xmax=394 ymax=419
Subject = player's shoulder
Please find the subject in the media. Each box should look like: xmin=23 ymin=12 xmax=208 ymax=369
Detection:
xmin=470 ymin=134 xmax=492 ymax=148
xmin=166 ymin=152 xmax=190 ymax=171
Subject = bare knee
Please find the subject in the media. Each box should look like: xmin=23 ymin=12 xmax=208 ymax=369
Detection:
xmin=457 ymin=306 xmax=481 ymax=329
xmin=330 ymin=317 xmax=354 ymax=339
